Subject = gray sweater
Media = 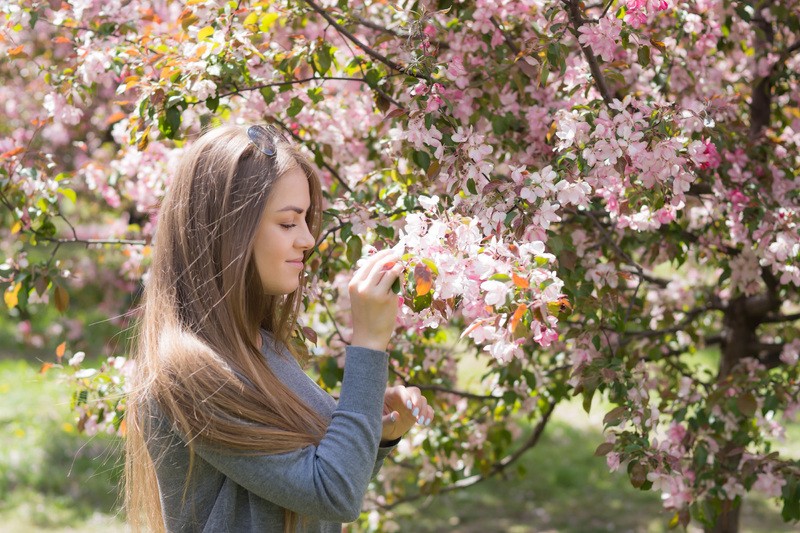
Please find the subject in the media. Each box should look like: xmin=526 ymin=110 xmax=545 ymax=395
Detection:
xmin=147 ymin=330 xmax=397 ymax=532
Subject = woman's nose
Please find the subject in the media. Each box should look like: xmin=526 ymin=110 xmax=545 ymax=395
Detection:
xmin=297 ymin=223 xmax=315 ymax=250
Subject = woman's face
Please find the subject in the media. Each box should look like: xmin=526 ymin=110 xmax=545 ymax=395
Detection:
xmin=252 ymin=164 xmax=315 ymax=295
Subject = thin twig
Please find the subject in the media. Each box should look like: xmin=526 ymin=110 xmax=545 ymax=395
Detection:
xmin=563 ymin=0 xmax=613 ymax=104
xmin=381 ymin=401 xmax=557 ymax=510
xmin=270 ymin=117 xmax=354 ymax=194
xmin=302 ymin=0 xmax=430 ymax=81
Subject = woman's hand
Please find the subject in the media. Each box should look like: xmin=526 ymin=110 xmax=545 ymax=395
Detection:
xmin=380 ymin=385 xmax=434 ymax=443
xmin=349 ymin=249 xmax=404 ymax=352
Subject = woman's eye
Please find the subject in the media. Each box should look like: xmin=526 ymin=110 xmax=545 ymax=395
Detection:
xmin=280 ymin=224 xmax=297 ymax=229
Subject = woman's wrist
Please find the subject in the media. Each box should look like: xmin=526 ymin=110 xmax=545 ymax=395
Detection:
xmin=349 ymin=337 xmax=388 ymax=353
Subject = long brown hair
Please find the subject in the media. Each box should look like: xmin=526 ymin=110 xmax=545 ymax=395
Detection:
xmin=124 ymin=125 xmax=327 ymax=532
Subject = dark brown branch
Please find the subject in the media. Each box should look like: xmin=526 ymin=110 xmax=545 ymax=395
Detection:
xmin=769 ymin=40 xmax=800 ymax=79
xmin=381 ymin=401 xmax=556 ymax=510
xmin=270 ymin=118 xmax=353 ymax=194
xmin=619 ymin=301 xmax=723 ymax=345
xmin=563 ymin=0 xmax=613 ymax=105
xmin=576 ymin=208 xmax=669 ymax=288
xmin=413 ymin=383 xmax=501 ymax=401
xmin=350 ymin=13 xmax=402 ymax=38
xmin=761 ymin=312 xmax=800 ymax=324
xmin=749 ymin=14 xmax=774 ymax=139
xmin=599 ymin=0 xmax=615 ymax=19
xmin=216 ymin=76 xmax=369 ymax=99
xmin=753 ymin=342 xmax=786 ymax=369
xmin=302 ymin=0 xmax=430 ymax=81
xmin=489 ymin=16 xmax=519 ymax=56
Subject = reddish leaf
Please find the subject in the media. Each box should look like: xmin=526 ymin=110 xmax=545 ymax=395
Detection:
xmin=54 ymin=285 xmax=69 ymax=313
xmin=630 ymin=462 xmax=647 ymax=488
xmin=594 ymin=442 xmax=614 ymax=456
xmin=302 ymin=326 xmax=318 ymax=345
xmin=40 ymin=362 xmax=54 ymax=374
xmin=414 ymin=263 xmax=433 ymax=297
xmin=106 ymin=111 xmax=127 ymax=125
xmin=56 ymin=341 xmax=66 ymax=360
xmin=510 ymin=303 xmax=527 ymax=332
xmin=603 ymin=405 xmax=627 ymax=425
xmin=512 ymin=273 xmax=529 ymax=289
xmin=1 ymin=147 xmax=24 ymax=159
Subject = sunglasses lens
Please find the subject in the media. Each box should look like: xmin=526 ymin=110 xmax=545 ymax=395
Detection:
xmin=247 ymin=125 xmax=277 ymax=156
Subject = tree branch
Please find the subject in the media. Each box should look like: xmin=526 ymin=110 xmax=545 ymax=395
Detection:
xmin=761 ymin=312 xmax=800 ymax=324
xmin=749 ymin=13 xmax=775 ymax=139
xmin=380 ymin=401 xmax=557 ymax=510
xmin=575 ymin=208 xmax=670 ymax=288
xmin=270 ymin=118 xmax=354 ymax=194
xmin=302 ymin=0 xmax=430 ymax=81
xmin=563 ymin=0 xmax=613 ymax=105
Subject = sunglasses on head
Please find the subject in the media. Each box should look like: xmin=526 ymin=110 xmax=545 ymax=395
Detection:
xmin=247 ymin=124 xmax=290 ymax=157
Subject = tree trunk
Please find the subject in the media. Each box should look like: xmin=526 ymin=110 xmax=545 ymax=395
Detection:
xmin=705 ymin=502 xmax=740 ymax=533
xmin=706 ymin=298 xmax=753 ymax=533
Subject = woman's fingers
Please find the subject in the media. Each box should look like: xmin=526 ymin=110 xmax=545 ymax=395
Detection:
xmin=351 ymin=249 xmax=394 ymax=284
xmin=362 ymin=254 xmax=400 ymax=289
xmin=398 ymin=386 xmax=432 ymax=426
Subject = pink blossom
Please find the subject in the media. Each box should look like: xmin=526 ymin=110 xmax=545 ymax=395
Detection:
xmin=753 ymin=471 xmax=786 ymax=498
xmin=480 ymin=279 xmax=510 ymax=306
xmin=780 ymin=339 xmax=800 ymax=366
xmin=577 ymin=17 xmax=621 ymax=62
xmin=606 ymin=452 xmax=621 ymax=472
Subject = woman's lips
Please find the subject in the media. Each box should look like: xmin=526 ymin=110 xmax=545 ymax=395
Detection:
xmin=287 ymin=260 xmax=304 ymax=268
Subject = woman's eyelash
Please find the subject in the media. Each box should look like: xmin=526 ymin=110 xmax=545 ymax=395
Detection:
xmin=280 ymin=224 xmax=297 ymax=229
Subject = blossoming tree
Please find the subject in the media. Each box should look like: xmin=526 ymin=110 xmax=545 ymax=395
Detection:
xmin=2 ymin=0 xmax=799 ymax=530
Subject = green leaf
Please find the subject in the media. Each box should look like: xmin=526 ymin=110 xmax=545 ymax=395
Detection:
xmin=546 ymin=42 xmax=560 ymax=68
xmin=539 ymin=65 xmax=549 ymax=87
xmin=159 ymin=107 xmax=182 ymax=139
xmin=491 ymin=114 xmax=510 ymax=135
xmin=319 ymin=356 xmax=343 ymax=390
xmin=287 ymin=97 xmax=305 ymax=117
xmin=412 ymin=150 xmax=431 ymax=171
xmin=312 ymin=44 xmax=332 ymax=75
xmin=637 ymin=46 xmax=651 ymax=68
xmin=307 ymin=87 xmax=324 ymax=104
xmin=198 ymin=25 xmax=214 ymax=41
xmin=345 ymin=235 xmax=362 ymax=266
xmin=206 ymin=96 xmax=219 ymax=112
xmin=411 ymin=290 xmax=433 ymax=312
xmin=58 ymin=188 xmax=77 ymax=204
xmin=260 ymin=86 xmax=276 ymax=104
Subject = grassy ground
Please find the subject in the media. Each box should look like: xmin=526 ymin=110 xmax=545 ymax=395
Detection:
xmin=1 ymin=355 xmax=796 ymax=533
xmin=391 ymin=410 xmax=796 ymax=532
xmin=0 ymin=359 xmax=127 ymax=533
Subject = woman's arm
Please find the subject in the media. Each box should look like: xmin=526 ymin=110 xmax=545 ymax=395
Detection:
xmin=192 ymin=345 xmax=388 ymax=523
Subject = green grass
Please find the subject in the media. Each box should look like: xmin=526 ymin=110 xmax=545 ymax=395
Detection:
xmin=0 ymin=359 xmax=126 ymax=532
xmin=0 ymin=351 xmax=796 ymax=532
xmin=390 ymin=406 xmax=795 ymax=532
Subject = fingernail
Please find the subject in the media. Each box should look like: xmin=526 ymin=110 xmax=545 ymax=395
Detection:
xmin=390 ymin=413 xmax=397 ymax=422
xmin=424 ymin=417 xmax=431 ymax=425
xmin=417 ymin=415 xmax=424 ymax=424
xmin=412 ymin=407 xmax=420 ymax=417
xmin=406 ymin=400 xmax=412 ymax=410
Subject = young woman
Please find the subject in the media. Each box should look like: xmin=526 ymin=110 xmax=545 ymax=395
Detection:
xmin=124 ymin=124 xmax=434 ymax=532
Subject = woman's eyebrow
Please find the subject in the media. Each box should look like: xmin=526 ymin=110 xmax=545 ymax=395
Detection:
xmin=276 ymin=206 xmax=306 ymax=214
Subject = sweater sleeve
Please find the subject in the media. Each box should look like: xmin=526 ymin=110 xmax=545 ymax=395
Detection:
xmin=191 ymin=345 xmax=388 ymax=523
